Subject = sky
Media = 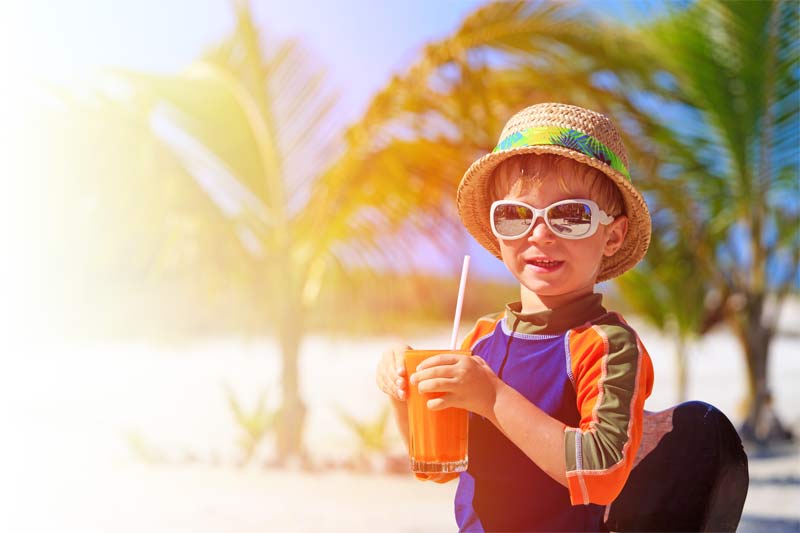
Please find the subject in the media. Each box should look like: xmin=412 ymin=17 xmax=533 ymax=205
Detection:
xmin=1 ymin=0 xmax=794 ymax=331
xmin=2 ymin=1 xmax=713 ymax=286
xmin=3 ymin=0 xmax=519 ymax=280
xmin=4 ymin=0 xmax=486 ymax=123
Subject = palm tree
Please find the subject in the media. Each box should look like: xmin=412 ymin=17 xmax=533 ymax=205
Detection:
xmin=345 ymin=1 xmax=664 ymax=168
xmin=104 ymin=1 xmax=655 ymax=460
xmin=95 ymin=1 xmax=489 ymax=461
xmin=29 ymin=77 xmax=253 ymax=340
xmin=60 ymin=0 xmax=795 ymax=461
xmin=615 ymin=223 xmax=709 ymax=403
xmin=632 ymin=0 xmax=799 ymax=442
xmin=346 ymin=0 xmax=798 ymax=442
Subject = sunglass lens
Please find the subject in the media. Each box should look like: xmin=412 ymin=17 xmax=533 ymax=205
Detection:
xmin=493 ymin=203 xmax=534 ymax=237
xmin=547 ymin=202 xmax=592 ymax=236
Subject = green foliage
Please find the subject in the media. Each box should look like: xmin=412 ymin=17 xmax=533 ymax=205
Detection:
xmin=223 ymin=384 xmax=276 ymax=466
xmin=45 ymin=1 xmax=657 ymax=343
xmin=45 ymin=0 xmax=797 ymax=450
xmin=125 ymin=430 xmax=166 ymax=464
xmin=633 ymin=0 xmax=798 ymax=327
xmin=309 ymin=270 xmax=519 ymax=336
xmin=335 ymin=404 xmax=392 ymax=455
xmin=619 ymin=0 xmax=798 ymax=431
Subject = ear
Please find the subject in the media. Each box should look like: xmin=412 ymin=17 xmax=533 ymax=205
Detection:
xmin=603 ymin=215 xmax=628 ymax=257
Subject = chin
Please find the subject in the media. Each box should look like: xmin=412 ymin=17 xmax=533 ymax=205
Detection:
xmin=519 ymin=277 xmax=563 ymax=295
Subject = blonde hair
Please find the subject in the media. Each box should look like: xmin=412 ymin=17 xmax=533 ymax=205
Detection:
xmin=490 ymin=154 xmax=625 ymax=216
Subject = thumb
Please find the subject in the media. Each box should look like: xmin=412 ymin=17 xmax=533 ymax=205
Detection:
xmin=394 ymin=345 xmax=412 ymax=376
xmin=471 ymin=354 xmax=488 ymax=365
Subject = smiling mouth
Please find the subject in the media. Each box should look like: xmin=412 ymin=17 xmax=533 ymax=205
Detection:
xmin=527 ymin=259 xmax=564 ymax=268
xmin=526 ymin=258 xmax=564 ymax=270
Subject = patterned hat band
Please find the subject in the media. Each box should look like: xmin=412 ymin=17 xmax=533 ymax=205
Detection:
xmin=493 ymin=126 xmax=631 ymax=181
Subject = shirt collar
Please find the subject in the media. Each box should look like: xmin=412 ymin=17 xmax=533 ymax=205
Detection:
xmin=504 ymin=293 xmax=606 ymax=336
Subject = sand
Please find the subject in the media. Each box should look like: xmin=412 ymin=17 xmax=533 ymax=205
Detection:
xmin=2 ymin=318 xmax=798 ymax=532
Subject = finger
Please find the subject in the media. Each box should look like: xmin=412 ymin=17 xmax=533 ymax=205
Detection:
xmin=417 ymin=377 xmax=457 ymax=394
xmin=410 ymin=364 xmax=459 ymax=385
xmin=414 ymin=353 xmax=463 ymax=372
xmin=391 ymin=377 xmax=407 ymax=401
xmin=394 ymin=352 xmax=408 ymax=377
xmin=379 ymin=374 xmax=405 ymax=401
xmin=470 ymin=355 xmax=495 ymax=374
xmin=377 ymin=373 xmax=392 ymax=396
xmin=395 ymin=377 xmax=408 ymax=398
xmin=376 ymin=361 xmax=397 ymax=387
xmin=426 ymin=396 xmax=449 ymax=410
xmin=378 ymin=351 xmax=395 ymax=377
xmin=379 ymin=350 xmax=405 ymax=379
xmin=394 ymin=375 xmax=408 ymax=401
xmin=417 ymin=353 xmax=464 ymax=371
xmin=393 ymin=345 xmax=411 ymax=376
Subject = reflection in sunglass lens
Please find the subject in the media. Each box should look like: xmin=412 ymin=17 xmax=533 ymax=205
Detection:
xmin=493 ymin=204 xmax=533 ymax=237
xmin=547 ymin=202 xmax=592 ymax=236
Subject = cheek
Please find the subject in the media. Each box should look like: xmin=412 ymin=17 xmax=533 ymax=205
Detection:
xmin=498 ymin=240 xmax=521 ymax=267
xmin=569 ymin=236 xmax=607 ymax=263
xmin=498 ymin=239 xmax=512 ymax=260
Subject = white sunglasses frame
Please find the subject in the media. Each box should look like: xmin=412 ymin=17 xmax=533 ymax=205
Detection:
xmin=490 ymin=198 xmax=615 ymax=241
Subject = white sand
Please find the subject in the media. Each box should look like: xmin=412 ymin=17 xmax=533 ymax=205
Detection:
xmin=2 ymin=320 xmax=798 ymax=532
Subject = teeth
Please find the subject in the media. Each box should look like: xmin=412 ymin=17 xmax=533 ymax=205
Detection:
xmin=532 ymin=260 xmax=559 ymax=267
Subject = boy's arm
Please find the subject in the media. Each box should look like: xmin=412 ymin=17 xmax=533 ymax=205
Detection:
xmin=485 ymin=324 xmax=653 ymax=503
xmin=415 ymin=354 xmax=572 ymax=487
xmin=417 ymin=321 xmax=653 ymax=502
xmin=486 ymin=383 xmax=570 ymax=486
xmin=561 ymin=323 xmax=654 ymax=505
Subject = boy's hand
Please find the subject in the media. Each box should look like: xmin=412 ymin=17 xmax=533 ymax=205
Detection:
xmin=410 ymin=353 xmax=502 ymax=419
xmin=376 ymin=344 xmax=411 ymax=402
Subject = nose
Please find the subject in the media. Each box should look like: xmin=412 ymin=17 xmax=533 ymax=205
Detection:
xmin=527 ymin=217 xmax=556 ymax=244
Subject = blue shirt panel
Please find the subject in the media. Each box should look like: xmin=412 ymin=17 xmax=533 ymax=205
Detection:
xmin=454 ymin=319 xmax=605 ymax=532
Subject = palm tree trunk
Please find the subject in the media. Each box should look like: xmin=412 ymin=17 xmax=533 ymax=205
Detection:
xmin=273 ymin=267 xmax=308 ymax=464
xmin=737 ymin=1 xmax=787 ymax=446
xmin=736 ymin=297 xmax=791 ymax=444
xmin=275 ymin=309 xmax=307 ymax=463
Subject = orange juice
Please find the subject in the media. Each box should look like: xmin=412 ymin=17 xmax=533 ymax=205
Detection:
xmin=404 ymin=349 xmax=469 ymax=473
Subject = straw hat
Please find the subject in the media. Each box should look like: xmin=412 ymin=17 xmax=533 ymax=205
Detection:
xmin=456 ymin=102 xmax=651 ymax=282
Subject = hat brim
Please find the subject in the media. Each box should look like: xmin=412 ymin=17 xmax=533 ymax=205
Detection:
xmin=457 ymin=144 xmax=651 ymax=282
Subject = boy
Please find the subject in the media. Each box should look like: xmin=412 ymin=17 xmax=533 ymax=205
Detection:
xmin=376 ymin=103 xmax=654 ymax=532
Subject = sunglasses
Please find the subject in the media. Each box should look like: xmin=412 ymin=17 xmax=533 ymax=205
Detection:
xmin=490 ymin=199 xmax=615 ymax=240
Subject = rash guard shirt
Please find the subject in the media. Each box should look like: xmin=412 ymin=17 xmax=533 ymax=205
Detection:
xmin=453 ymin=293 xmax=654 ymax=532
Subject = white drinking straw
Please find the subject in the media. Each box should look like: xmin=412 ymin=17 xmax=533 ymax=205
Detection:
xmin=449 ymin=255 xmax=471 ymax=351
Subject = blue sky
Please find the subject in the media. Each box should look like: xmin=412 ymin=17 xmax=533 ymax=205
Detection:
xmin=5 ymin=0 xmax=486 ymax=124
xmin=5 ymin=0 xmax=522 ymax=279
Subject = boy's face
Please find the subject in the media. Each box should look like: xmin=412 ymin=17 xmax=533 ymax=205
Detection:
xmin=496 ymin=167 xmax=628 ymax=310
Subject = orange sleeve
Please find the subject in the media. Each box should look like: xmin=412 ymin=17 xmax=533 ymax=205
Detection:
xmin=563 ymin=319 xmax=654 ymax=505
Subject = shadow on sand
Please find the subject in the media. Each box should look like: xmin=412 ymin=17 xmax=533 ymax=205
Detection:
xmin=739 ymin=515 xmax=800 ymax=532
xmin=745 ymin=441 xmax=798 ymax=460
xmin=748 ymin=474 xmax=800 ymax=487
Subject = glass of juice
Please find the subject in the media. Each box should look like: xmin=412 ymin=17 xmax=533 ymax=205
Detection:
xmin=404 ymin=349 xmax=470 ymax=473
